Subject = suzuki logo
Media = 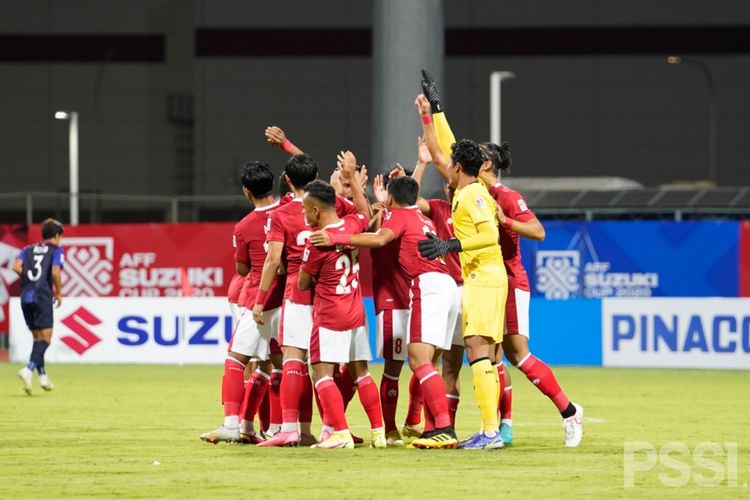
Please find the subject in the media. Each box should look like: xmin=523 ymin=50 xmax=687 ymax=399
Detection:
xmin=60 ymin=306 xmax=103 ymax=355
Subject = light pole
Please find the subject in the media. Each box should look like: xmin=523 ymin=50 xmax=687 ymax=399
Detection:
xmin=55 ymin=110 xmax=79 ymax=225
xmin=667 ymin=56 xmax=717 ymax=185
xmin=490 ymin=71 xmax=515 ymax=145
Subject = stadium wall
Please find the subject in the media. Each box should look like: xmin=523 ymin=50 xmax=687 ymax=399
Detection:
xmin=2 ymin=1 xmax=750 ymax=198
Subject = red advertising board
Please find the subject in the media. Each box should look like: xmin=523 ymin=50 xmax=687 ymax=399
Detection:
xmin=740 ymin=221 xmax=750 ymax=297
xmin=0 ymin=224 xmax=27 ymax=334
xmin=28 ymin=223 xmax=236 ymax=298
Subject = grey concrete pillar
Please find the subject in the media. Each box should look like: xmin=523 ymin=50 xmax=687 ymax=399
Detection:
xmin=373 ymin=0 xmax=445 ymax=198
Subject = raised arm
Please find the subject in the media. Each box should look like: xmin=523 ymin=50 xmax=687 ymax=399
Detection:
xmin=411 ymin=136 xmax=431 ymax=187
xmin=265 ymin=125 xmax=304 ymax=156
xmin=338 ymin=150 xmax=373 ymax=219
xmin=415 ymin=94 xmax=453 ymax=185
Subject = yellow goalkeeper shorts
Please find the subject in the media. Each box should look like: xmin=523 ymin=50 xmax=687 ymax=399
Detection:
xmin=461 ymin=283 xmax=507 ymax=343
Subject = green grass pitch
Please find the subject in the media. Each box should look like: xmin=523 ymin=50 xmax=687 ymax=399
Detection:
xmin=1 ymin=363 xmax=748 ymax=498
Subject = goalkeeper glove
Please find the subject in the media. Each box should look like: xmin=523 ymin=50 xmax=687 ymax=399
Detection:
xmin=418 ymin=232 xmax=461 ymax=260
xmin=421 ymin=69 xmax=443 ymax=114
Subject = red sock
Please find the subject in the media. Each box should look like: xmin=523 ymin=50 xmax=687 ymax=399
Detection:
xmin=269 ymin=369 xmax=282 ymax=427
xmin=447 ymin=394 xmax=460 ymax=427
xmin=414 ymin=363 xmax=451 ymax=429
xmin=517 ymin=353 xmax=570 ymax=412
xmin=314 ymin=380 xmax=332 ymax=427
xmin=299 ymin=365 xmax=313 ymax=425
xmin=356 ymin=373 xmax=383 ymax=429
xmin=501 ymin=385 xmax=513 ymax=421
xmin=380 ymin=374 xmax=400 ymax=432
xmin=405 ymin=372 xmax=423 ymax=426
xmin=315 ymin=377 xmax=348 ymax=432
xmin=259 ymin=389 xmax=270 ymax=432
xmin=240 ymin=370 xmax=269 ymax=423
xmin=423 ymin=400 xmax=435 ymax=433
xmin=280 ymin=359 xmax=306 ymax=431
xmin=336 ymin=364 xmax=357 ymax=410
xmin=496 ymin=363 xmax=506 ymax=418
xmin=221 ymin=358 xmax=245 ymax=417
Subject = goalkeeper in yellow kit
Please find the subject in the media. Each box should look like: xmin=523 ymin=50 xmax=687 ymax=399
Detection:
xmin=415 ymin=92 xmax=507 ymax=450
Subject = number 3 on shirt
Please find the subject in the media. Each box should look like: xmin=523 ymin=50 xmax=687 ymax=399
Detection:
xmin=27 ymin=255 xmax=44 ymax=282
xmin=335 ymin=250 xmax=359 ymax=295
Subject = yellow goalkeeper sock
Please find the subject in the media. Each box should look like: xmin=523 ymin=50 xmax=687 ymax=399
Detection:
xmin=470 ymin=357 xmax=500 ymax=432
xmin=433 ymin=112 xmax=456 ymax=160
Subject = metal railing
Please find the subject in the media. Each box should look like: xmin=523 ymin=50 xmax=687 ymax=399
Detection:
xmin=0 ymin=192 xmax=247 ymax=225
xmin=1 ymin=188 xmax=749 ymax=224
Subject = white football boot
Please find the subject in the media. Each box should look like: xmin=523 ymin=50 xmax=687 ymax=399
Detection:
xmin=563 ymin=403 xmax=584 ymax=448
xmin=200 ymin=425 xmax=240 ymax=444
xmin=18 ymin=367 xmax=33 ymax=395
xmin=39 ymin=374 xmax=55 ymax=391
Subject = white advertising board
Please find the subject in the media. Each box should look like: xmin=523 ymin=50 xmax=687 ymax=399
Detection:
xmin=10 ymin=297 xmax=234 ymax=364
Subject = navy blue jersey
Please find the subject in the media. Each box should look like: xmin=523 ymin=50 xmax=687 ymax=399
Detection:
xmin=18 ymin=242 xmax=64 ymax=304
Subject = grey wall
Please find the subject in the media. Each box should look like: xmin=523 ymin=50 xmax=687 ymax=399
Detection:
xmin=1 ymin=0 xmax=750 ymax=202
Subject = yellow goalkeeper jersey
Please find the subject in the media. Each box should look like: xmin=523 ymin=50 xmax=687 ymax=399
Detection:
xmin=451 ymin=181 xmax=506 ymax=287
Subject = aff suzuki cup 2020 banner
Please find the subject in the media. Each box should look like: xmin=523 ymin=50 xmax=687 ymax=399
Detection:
xmin=9 ymin=297 xmax=234 ymax=364
xmin=523 ymin=220 xmax=741 ymax=299
xmin=27 ymin=222 xmax=236 ymax=298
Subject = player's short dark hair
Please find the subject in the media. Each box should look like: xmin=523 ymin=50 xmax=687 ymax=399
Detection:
xmin=277 ymin=170 xmax=288 ymax=198
xmin=451 ymin=138 xmax=484 ymax=177
xmin=240 ymin=161 xmax=274 ymax=198
xmin=304 ymin=180 xmax=336 ymax=208
xmin=41 ymin=218 xmax=64 ymax=239
xmin=285 ymin=154 xmax=319 ymax=189
xmin=480 ymin=142 xmax=512 ymax=175
xmin=387 ymin=176 xmax=419 ymax=206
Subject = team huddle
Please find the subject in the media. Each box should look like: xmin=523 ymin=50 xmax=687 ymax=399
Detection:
xmin=201 ymin=72 xmax=584 ymax=450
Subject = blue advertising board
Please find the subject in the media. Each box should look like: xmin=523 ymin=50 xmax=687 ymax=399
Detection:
xmin=521 ymin=220 xmax=740 ymax=299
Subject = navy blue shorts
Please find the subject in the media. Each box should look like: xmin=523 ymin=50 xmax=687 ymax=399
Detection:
xmin=21 ymin=301 xmax=54 ymax=330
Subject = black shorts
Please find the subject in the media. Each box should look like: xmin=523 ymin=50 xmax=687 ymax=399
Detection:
xmin=21 ymin=300 xmax=54 ymax=330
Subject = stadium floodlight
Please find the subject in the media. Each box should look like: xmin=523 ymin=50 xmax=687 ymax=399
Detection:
xmin=667 ymin=55 xmax=717 ymax=185
xmin=490 ymin=71 xmax=515 ymax=146
xmin=54 ymin=110 xmax=79 ymax=226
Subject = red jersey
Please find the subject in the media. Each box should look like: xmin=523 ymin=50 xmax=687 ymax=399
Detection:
xmin=235 ymin=201 xmax=285 ymax=310
xmin=266 ymin=195 xmax=357 ymax=305
xmin=381 ymin=206 xmax=449 ymax=282
xmin=371 ymin=241 xmax=410 ymax=312
xmin=228 ymin=273 xmax=243 ymax=304
xmin=301 ymin=213 xmax=369 ymax=331
xmin=427 ymin=199 xmax=463 ymax=285
xmin=488 ymin=183 xmax=534 ymax=291
xmin=228 ymin=219 xmax=248 ymax=304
